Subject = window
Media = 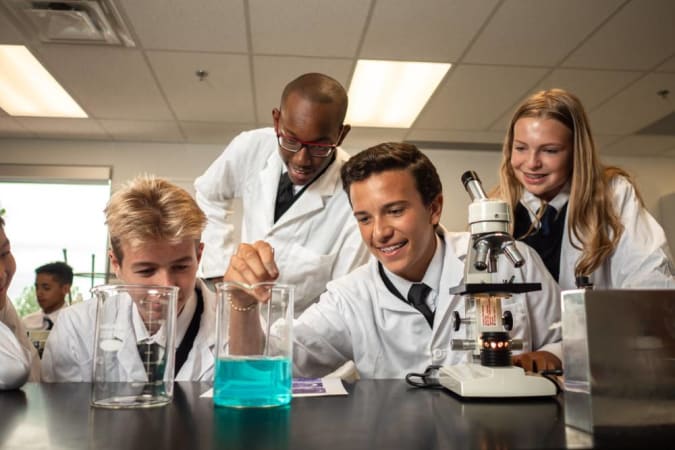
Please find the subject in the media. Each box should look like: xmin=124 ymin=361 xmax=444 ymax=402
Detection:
xmin=0 ymin=164 xmax=111 ymax=312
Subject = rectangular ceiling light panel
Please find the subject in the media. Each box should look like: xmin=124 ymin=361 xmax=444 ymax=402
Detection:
xmin=0 ymin=45 xmax=88 ymax=118
xmin=346 ymin=60 xmax=451 ymax=128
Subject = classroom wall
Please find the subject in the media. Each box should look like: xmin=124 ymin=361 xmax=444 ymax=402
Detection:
xmin=2 ymin=137 xmax=675 ymax=251
xmin=0 ymin=138 xmax=221 ymax=193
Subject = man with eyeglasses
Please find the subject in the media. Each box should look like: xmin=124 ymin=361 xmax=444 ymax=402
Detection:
xmin=194 ymin=73 xmax=369 ymax=315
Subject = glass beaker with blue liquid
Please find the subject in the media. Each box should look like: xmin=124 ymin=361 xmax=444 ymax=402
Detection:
xmin=214 ymin=282 xmax=293 ymax=408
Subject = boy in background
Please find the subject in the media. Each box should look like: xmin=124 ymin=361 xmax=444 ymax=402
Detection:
xmin=24 ymin=261 xmax=73 ymax=331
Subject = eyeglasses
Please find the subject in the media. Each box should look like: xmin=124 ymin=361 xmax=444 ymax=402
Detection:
xmin=276 ymin=129 xmax=341 ymax=158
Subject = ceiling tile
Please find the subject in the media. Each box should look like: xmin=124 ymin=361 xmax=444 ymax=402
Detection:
xmin=415 ymin=64 xmax=547 ymax=130
xmin=488 ymin=69 xmax=644 ymax=130
xmin=406 ymin=129 xmax=504 ymax=145
xmin=341 ymin=127 xmax=409 ymax=154
xmin=361 ymin=0 xmax=498 ymax=61
xmin=148 ymin=51 xmax=254 ymax=122
xmin=0 ymin=117 xmax=33 ymax=137
xmin=488 ymin=109 xmax=514 ymax=133
xmin=464 ymin=0 xmax=623 ymax=66
xmin=594 ymin=134 xmax=624 ymax=151
xmin=589 ymin=72 xmax=675 ymax=134
xmin=100 ymin=120 xmax=184 ymax=142
xmin=655 ymin=55 xmax=675 ymax=73
xmin=118 ymin=0 xmax=247 ymax=52
xmin=599 ymin=134 xmax=675 ymax=156
xmin=37 ymin=46 xmax=174 ymax=120
xmin=563 ymin=0 xmax=675 ymax=70
xmin=15 ymin=118 xmax=109 ymax=139
xmin=249 ymin=0 xmax=368 ymax=57
xmin=0 ymin=7 xmax=25 ymax=44
xmin=534 ymin=69 xmax=642 ymax=110
xmin=180 ymin=122 xmax=254 ymax=145
xmin=252 ymin=56 xmax=354 ymax=125
xmin=637 ymin=111 xmax=675 ymax=136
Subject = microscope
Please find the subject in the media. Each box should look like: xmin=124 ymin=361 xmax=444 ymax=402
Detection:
xmin=437 ymin=171 xmax=556 ymax=397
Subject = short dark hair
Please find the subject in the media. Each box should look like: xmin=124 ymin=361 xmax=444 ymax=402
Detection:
xmin=35 ymin=261 xmax=74 ymax=285
xmin=341 ymin=142 xmax=442 ymax=205
xmin=280 ymin=73 xmax=349 ymax=124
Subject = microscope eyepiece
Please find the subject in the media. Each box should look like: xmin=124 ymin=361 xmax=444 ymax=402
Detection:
xmin=461 ymin=170 xmax=480 ymax=188
xmin=462 ymin=170 xmax=487 ymax=201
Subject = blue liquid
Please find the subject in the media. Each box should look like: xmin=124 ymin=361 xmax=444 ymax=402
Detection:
xmin=214 ymin=357 xmax=292 ymax=408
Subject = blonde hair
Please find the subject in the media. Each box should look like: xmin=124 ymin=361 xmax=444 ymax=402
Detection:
xmin=105 ymin=174 xmax=206 ymax=262
xmin=494 ymin=88 xmax=642 ymax=277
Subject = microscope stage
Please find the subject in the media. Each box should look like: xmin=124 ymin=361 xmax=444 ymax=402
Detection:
xmin=438 ymin=364 xmax=557 ymax=398
xmin=449 ymin=283 xmax=542 ymax=296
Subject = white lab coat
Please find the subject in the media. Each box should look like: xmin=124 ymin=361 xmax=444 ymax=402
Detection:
xmin=41 ymin=280 xmax=217 ymax=382
xmin=23 ymin=303 xmax=67 ymax=330
xmin=194 ymin=127 xmax=369 ymax=314
xmin=291 ymin=227 xmax=562 ymax=379
xmin=522 ymin=176 xmax=674 ymax=290
xmin=0 ymin=321 xmax=31 ymax=390
xmin=0 ymin=298 xmax=40 ymax=387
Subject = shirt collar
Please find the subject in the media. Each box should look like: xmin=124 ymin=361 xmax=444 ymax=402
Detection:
xmin=520 ymin=181 xmax=570 ymax=219
xmin=383 ymin=233 xmax=444 ymax=298
xmin=281 ymin=152 xmax=337 ymax=195
xmin=280 ymin=168 xmax=302 ymax=195
xmin=44 ymin=302 xmax=67 ymax=320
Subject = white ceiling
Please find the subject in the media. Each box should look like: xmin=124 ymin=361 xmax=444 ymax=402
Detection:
xmin=1 ymin=0 xmax=675 ymax=157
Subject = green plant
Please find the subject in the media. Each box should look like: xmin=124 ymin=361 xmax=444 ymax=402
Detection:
xmin=13 ymin=285 xmax=39 ymax=317
xmin=13 ymin=285 xmax=83 ymax=317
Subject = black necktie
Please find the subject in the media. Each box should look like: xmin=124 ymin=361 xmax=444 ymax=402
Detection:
xmin=175 ymin=289 xmax=204 ymax=377
xmin=43 ymin=317 xmax=54 ymax=330
xmin=538 ymin=204 xmax=557 ymax=237
xmin=274 ymin=172 xmax=296 ymax=222
xmin=137 ymin=342 xmax=164 ymax=381
xmin=408 ymin=283 xmax=434 ymax=328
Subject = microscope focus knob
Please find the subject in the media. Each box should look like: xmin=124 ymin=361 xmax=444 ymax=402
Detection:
xmin=452 ymin=311 xmax=461 ymax=331
xmin=502 ymin=310 xmax=513 ymax=331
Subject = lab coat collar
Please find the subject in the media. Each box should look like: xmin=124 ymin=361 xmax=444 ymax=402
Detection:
xmin=375 ymin=226 xmax=467 ymax=319
xmin=267 ymin=148 xmax=348 ymax=230
xmin=382 ymin=234 xmax=444 ymax=308
xmin=258 ymin=152 xmax=285 ymax=229
xmin=433 ymin=228 xmax=470 ymax=332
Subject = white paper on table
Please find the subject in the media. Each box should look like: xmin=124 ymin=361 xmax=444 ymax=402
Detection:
xmin=292 ymin=377 xmax=348 ymax=397
xmin=200 ymin=377 xmax=348 ymax=399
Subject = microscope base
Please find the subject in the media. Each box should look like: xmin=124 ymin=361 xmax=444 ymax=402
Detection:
xmin=438 ymin=364 xmax=556 ymax=398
